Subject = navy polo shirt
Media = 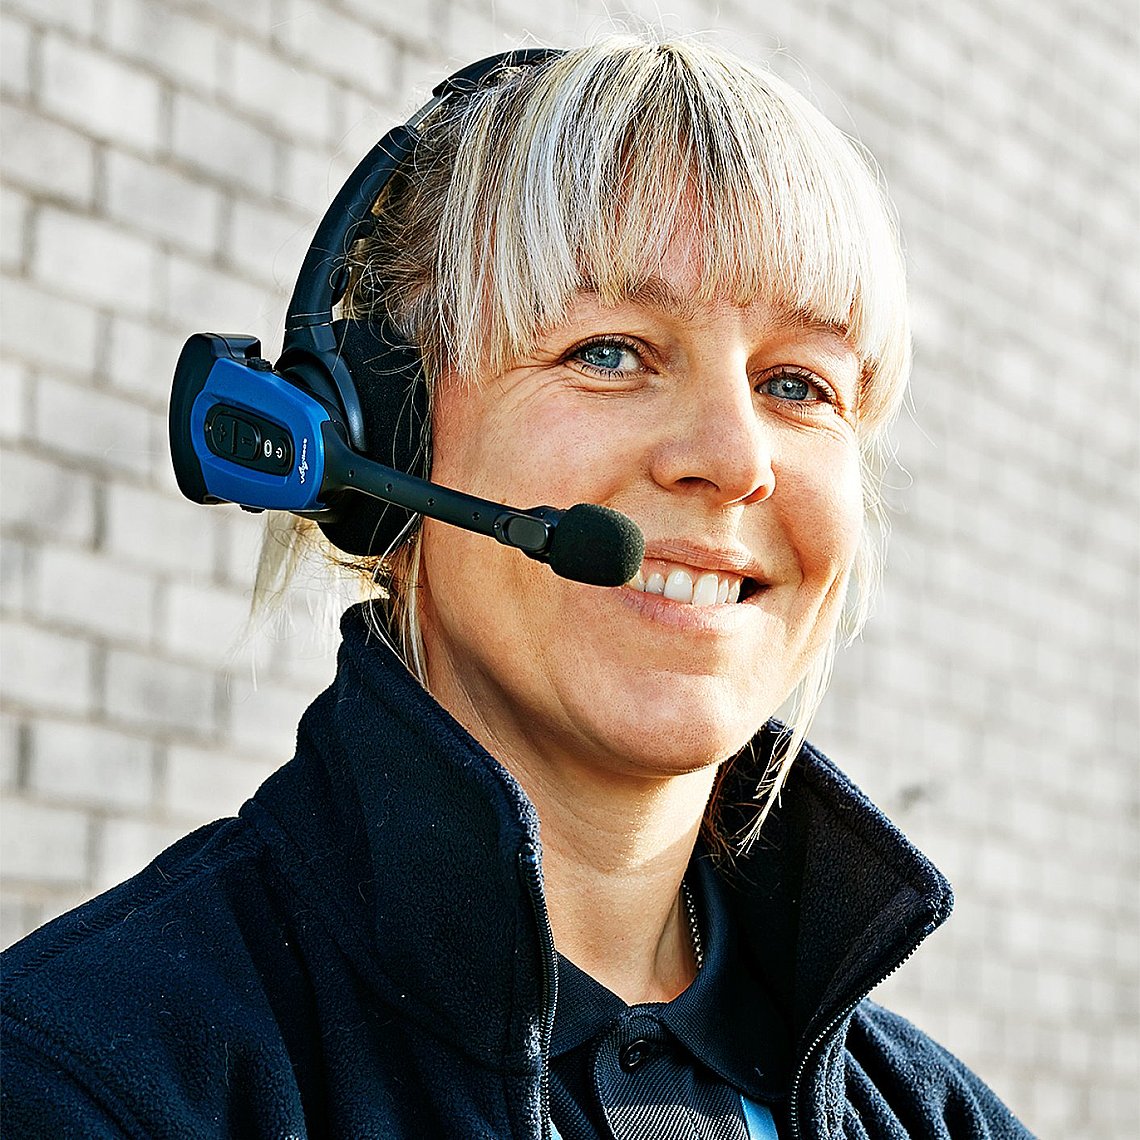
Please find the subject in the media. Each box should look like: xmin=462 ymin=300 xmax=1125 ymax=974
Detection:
xmin=548 ymin=854 xmax=791 ymax=1140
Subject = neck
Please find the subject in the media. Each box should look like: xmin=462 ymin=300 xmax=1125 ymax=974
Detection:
xmin=533 ymin=763 xmax=714 ymax=1003
xmin=421 ymin=627 xmax=720 ymax=1004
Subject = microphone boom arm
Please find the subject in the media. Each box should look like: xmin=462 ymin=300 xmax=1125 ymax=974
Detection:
xmin=321 ymin=423 xmax=559 ymax=560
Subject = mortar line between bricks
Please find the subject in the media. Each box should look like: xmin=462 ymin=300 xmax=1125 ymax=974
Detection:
xmin=15 ymin=719 xmax=33 ymax=790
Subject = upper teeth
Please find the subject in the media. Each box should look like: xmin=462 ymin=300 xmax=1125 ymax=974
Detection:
xmin=627 ymin=560 xmax=743 ymax=605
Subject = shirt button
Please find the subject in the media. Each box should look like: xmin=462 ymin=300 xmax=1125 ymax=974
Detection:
xmin=619 ymin=1038 xmax=652 ymax=1072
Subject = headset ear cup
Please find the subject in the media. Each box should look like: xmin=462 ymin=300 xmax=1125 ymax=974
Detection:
xmin=317 ymin=318 xmax=429 ymax=557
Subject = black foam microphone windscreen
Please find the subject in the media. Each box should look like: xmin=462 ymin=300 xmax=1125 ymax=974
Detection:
xmin=546 ymin=504 xmax=645 ymax=587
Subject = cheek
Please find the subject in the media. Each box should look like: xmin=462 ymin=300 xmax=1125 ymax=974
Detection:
xmin=786 ymin=445 xmax=864 ymax=578
xmin=433 ymin=384 xmax=633 ymax=516
xmin=431 ymin=383 xmax=580 ymax=501
xmin=420 ymin=384 xmax=570 ymax=648
xmin=428 ymin=383 xmax=496 ymax=491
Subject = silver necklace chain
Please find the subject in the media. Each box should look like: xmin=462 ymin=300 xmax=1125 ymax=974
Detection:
xmin=680 ymin=880 xmax=704 ymax=972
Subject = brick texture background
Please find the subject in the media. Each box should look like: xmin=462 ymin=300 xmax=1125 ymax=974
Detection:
xmin=1 ymin=1 xmax=1136 ymax=1135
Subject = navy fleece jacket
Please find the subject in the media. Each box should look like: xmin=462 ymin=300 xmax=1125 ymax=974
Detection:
xmin=1 ymin=604 xmax=1033 ymax=1138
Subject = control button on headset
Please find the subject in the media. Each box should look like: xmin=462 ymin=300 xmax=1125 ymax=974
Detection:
xmin=206 ymin=412 xmax=236 ymax=455
xmin=269 ymin=436 xmax=291 ymax=470
xmin=234 ymin=418 xmax=262 ymax=460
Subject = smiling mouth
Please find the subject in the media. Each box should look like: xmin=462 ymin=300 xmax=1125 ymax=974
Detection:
xmin=626 ymin=559 xmax=766 ymax=606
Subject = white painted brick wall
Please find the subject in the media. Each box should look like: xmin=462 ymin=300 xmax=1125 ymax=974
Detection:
xmin=0 ymin=452 xmax=98 ymax=544
xmin=103 ymin=483 xmax=216 ymax=575
xmin=91 ymin=815 xmax=188 ymax=892
xmin=103 ymin=648 xmax=216 ymax=734
xmin=39 ymin=35 xmax=163 ymax=152
xmin=0 ymin=358 xmax=28 ymax=440
xmin=281 ymin=142 xmax=349 ymax=214
xmin=189 ymin=0 xmax=274 ymax=39
xmin=161 ymin=580 xmax=254 ymax=665
xmin=275 ymin=0 xmax=399 ymax=95
xmin=1 ymin=620 xmax=93 ymax=715
xmin=31 ymin=377 xmax=157 ymax=476
xmin=163 ymin=742 xmax=275 ymax=820
xmin=103 ymin=0 xmax=224 ymax=94
xmin=1 ymin=2 xmax=1136 ymax=1137
xmin=226 ymin=198 xmax=314 ymax=293
xmin=170 ymin=93 xmax=278 ymax=196
xmin=0 ymin=14 xmax=32 ymax=97
xmin=0 ymin=714 xmax=20 ymax=795
xmin=163 ymin=253 xmax=275 ymax=331
xmin=104 ymin=152 xmax=224 ymax=257
xmin=31 ymin=546 xmax=157 ymax=645
xmin=1 ymin=799 xmax=90 ymax=882
xmin=31 ymin=720 xmax=154 ymax=811
xmin=1 ymin=104 xmax=97 ymax=206
xmin=341 ymin=0 xmax=435 ymax=47
xmin=230 ymin=39 xmax=335 ymax=145
xmin=4 ymin=0 xmax=96 ymax=36
xmin=1 ymin=278 xmax=101 ymax=373
xmin=33 ymin=208 xmax=158 ymax=317
xmin=104 ymin=315 xmax=191 ymax=407
xmin=0 ymin=187 xmax=27 ymax=271
xmin=224 ymin=673 xmax=315 ymax=760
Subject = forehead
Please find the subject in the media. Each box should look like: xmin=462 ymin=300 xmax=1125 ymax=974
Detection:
xmin=571 ymin=270 xmax=854 ymax=350
xmin=574 ymin=208 xmax=856 ymax=338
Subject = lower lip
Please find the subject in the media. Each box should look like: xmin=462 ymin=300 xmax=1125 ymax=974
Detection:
xmin=611 ymin=585 xmax=764 ymax=632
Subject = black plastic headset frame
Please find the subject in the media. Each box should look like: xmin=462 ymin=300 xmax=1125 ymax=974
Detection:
xmin=278 ymin=49 xmax=565 ymax=457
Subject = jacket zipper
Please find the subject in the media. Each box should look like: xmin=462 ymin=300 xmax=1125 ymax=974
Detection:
xmin=519 ymin=843 xmax=558 ymax=1140
xmin=788 ymin=909 xmax=946 ymax=1140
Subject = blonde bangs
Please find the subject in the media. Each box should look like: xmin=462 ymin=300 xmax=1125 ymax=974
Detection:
xmin=434 ymin=39 xmax=909 ymax=433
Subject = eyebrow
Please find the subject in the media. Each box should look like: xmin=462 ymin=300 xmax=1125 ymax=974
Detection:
xmin=627 ymin=276 xmax=699 ymax=321
xmin=579 ymin=275 xmax=699 ymax=321
xmin=782 ymin=305 xmax=852 ymax=342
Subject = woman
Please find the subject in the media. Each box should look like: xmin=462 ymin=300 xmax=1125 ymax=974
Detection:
xmin=2 ymin=38 xmax=1031 ymax=1139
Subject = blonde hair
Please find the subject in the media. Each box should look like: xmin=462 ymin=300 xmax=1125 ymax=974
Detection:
xmin=257 ymin=35 xmax=911 ymax=840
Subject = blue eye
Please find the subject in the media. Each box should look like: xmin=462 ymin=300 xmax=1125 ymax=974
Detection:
xmin=763 ymin=372 xmax=816 ymax=401
xmin=575 ymin=340 xmax=641 ymax=374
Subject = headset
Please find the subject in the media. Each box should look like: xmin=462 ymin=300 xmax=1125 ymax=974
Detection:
xmin=169 ymin=50 xmax=643 ymax=589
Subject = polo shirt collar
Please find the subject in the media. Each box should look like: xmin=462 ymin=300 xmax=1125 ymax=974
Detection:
xmin=550 ymin=849 xmax=792 ymax=1102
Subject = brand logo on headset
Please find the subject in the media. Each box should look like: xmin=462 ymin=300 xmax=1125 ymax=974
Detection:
xmin=298 ymin=438 xmax=309 ymax=484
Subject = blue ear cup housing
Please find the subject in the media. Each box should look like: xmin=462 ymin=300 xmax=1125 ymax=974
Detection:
xmin=170 ymin=333 xmax=337 ymax=514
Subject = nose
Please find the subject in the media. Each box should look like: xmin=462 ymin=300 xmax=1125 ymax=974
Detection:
xmin=649 ymin=364 xmax=775 ymax=506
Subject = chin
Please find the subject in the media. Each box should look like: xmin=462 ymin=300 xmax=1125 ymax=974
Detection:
xmin=592 ymin=680 xmax=774 ymax=777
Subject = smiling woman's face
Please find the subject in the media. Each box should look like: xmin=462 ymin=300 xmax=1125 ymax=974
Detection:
xmin=418 ymin=235 xmax=864 ymax=784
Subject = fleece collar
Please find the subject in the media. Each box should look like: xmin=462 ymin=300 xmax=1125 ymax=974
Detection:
xmin=250 ymin=602 xmax=953 ymax=1081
